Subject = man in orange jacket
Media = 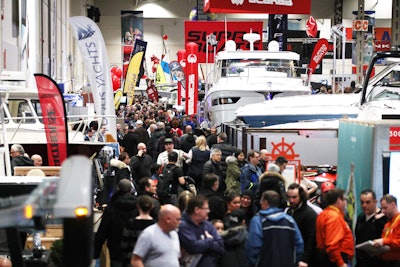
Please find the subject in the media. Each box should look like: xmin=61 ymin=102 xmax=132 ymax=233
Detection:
xmin=373 ymin=194 xmax=400 ymax=267
xmin=315 ymin=188 xmax=354 ymax=267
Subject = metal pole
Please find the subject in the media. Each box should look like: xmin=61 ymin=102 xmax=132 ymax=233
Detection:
xmin=356 ymin=0 xmax=365 ymax=84
xmin=342 ymin=27 xmax=346 ymax=93
xmin=333 ymin=34 xmax=337 ymax=93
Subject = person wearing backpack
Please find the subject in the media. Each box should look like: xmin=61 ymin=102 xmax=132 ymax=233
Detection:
xmin=157 ymin=151 xmax=186 ymax=205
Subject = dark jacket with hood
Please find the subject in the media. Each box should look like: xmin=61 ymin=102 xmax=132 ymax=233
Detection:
xmin=257 ymin=172 xmax=287 ymax=209
xmin=198 ymin=188 xmax=226 ymax=221
xmin=94 ymin=191 xmax=137 ymax=261
xmin=11 ymin=156 xmax=34 ymax=174
xmin=220 ymin=225 xmax=248 ymax=267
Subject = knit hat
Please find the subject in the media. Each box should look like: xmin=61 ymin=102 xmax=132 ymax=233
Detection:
xmin=241 ymin=190 xmax=255 ymax=200
xmin=228 ymin=208 xmax=246 ymax=227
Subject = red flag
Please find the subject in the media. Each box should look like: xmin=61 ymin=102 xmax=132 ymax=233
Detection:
xmin=308 ymin=38 xmax=329 ymax=79
xmin=185 ymin=43 xmax=198 ymax=116
xmin=306 ymin=16 xmax=318 ymax=38
xmin=34 ymin=74 xmax=68 ymax=166
xmin=177 ymin=49 xmax=186 ymax=105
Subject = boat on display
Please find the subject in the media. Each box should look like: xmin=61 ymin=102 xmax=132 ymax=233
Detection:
xmin=235 ymin=93 xmax=360 ymax=128
xmin=203 ymin=32 xmax=311 ymax=128
xmin=254 ymin=51 xmax=400 ymax=130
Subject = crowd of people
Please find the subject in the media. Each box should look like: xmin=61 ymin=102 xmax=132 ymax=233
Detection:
xmin=88 ymin=101 xmax=400 ymax=267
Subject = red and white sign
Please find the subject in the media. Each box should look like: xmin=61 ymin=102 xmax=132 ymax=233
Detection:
xmin=353 ymin=20 xmax=368 ymax=31
xmin=308 ymin=38 xmax=329 ymax=78
xmin=185 ymin=21 xmax=263 ymax=63
xmin=390 ymin=127 xmax=400 ymax=151
xmin=185 ymin=42 xmax=198 ymax=116
xmin=204 ymin=0 xmax=311 ymax=15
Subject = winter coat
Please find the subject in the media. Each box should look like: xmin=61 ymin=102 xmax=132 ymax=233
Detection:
xmin=198 ymin=188 xmax=226 ymax=221
xmin=211 ymin=142 xmax=238 ymax=179
xmin=225 ymin=161 xmax=241 ymax=194
xmin=246 ymin=207 xmax=304 ymax=267
xmin=240 ymin=163 xmax=262 ymax=194
xmin=110 ymin=158 xmax=131 ymax=186
xmin=220 ymin=225 xmax=248 ymax=267
xmin=11 ymin=156 xmax=34 ymax=174
xmin=94 ymin=192 xmax=137 ymax=261
xmin=257 ymin=172 xmax=287 ymax=209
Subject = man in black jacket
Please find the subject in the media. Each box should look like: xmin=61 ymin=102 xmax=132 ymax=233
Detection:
xmin=286 ymin=183 xmax=318 ymax=267
xmin=130 ymin=142 xmax=153 ymax=182
xmin=203 ymin=148 xmax=224 ymax=192
xmin=198 ymin=173 xmax=226 ymax=221
xmin=10 ymin=144 xmax=34 ymax=175
xmin=211 ymin=132 xmax=239 ymax=180
xmin=94 ymin=179 xmax=137 ymax=266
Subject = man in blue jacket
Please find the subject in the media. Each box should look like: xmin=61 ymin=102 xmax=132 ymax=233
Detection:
xmin=246 ymin=190 xmax=304 ymax=267
xmin=178 ymin=195 xmax=224 ymax=267
xmin=240 ymin=150 xmax=262 ymax=193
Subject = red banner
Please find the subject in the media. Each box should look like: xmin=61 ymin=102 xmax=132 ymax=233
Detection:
xmin=177 ymin=49 xmax=186 ymax=105
xmin=185 ymin=42 xmax=198 ymax=116
xmin=185 ymin=21 xmax=263 ymax=63
xmin=34 ymin=74 xmax=68 ymax=166
xmin=306 ymin=16 xmax=317 ymax=38
xmin=390 ymin=127 xmax=400 ymax=151
xmin=308 ymin=38 xmax=329 ymax=78
xmin=204 ymin=0 xmax=311 ymax=15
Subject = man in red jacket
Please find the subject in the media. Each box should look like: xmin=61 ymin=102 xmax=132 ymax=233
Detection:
xmin=373 ymin=194 xmax=400 ymax=267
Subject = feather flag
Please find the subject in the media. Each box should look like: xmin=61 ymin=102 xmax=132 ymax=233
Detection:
xmin=124 ymin=51 xmax=144 ymax=104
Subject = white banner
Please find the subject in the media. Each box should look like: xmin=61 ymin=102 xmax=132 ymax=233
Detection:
xmin=69 ymin=16 xmax=116 ymax=140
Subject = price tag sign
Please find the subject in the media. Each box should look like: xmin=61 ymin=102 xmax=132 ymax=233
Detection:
xmin=389 ymin=127 xmax=400 ymax=151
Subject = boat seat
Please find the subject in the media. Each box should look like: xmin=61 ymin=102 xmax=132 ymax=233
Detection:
xmin=13 ymin=166 xmax=61 ymax=176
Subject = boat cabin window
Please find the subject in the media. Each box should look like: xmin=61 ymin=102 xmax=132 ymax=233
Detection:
xmin=367 ymin=69 xmax=400 ymax=102
xmin=31 ymin=100 xmax=43 ymax=123
xmin=7 ymin=99 xmax=35 ymax=123
xmin=212 ymin=97 xmax=240 ymax=106
xmin=221 ymin=59 xmax=296 ymax=78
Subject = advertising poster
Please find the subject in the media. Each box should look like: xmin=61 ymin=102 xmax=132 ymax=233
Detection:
xmin=121 ymin=11 xmax=143 ymax=78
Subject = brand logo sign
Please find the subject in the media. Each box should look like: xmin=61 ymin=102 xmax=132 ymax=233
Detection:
xmin=187 ymin=54 xmax=197 ymax=64
xmin=231 ymin=0 xmax=244 ymax=5
xmin=353 ymin=20 xmax=368 ymax=31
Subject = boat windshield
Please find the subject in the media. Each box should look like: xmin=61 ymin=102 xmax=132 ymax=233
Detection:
xmin=366 ymin=69 xmax=400 ymax=102
xmin=4 ymin=99 xmax=36 ymax=124
xmin=221 ymin=59 xmax=297 ymax=78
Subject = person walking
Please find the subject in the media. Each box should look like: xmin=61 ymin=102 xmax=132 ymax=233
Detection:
xmin=315 ymin=188 xmax=354 ymax=267
xmin=131 ymin=204 xmax=182 ymax=267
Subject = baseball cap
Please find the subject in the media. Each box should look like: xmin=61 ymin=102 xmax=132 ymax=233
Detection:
xmin=321 ymin=181 xmax=335 ymax=193
xmin=164 ymin=138 xmax=173 ymax=144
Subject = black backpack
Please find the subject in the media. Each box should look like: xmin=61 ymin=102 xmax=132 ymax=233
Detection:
xmin=157 ymin=164 xmax=177 ymax=198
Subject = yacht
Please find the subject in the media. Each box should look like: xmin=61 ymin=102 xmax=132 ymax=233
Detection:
xmin=203 ymin=33 xmax=311 ymax=127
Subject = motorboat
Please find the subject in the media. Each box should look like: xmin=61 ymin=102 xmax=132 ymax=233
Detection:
xmin=241 ymin=51 xmax=400 ymax=129
xmin=235 ymin=93 xmax=360 ymax=128
xmin=203 ymin=33 xmax=311 ymax=128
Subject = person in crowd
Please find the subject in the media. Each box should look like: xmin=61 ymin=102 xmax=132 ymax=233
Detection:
xmin=240 ymin=150 xmax=262 ymax=194
xmin=137 ymin=177 xmax=160 ymax=220
xmin=246 ymin=190 xmax=304 ymax=267
xmin=148 ymin=121 xmax=165 ymax=162
xmin=121 ymin=124 xmax=139 ymax=158
xmin=84 ymin=128 xmax=94 ymax=141
xmin=206 ymin=127 xmax=218 ymax=148
xmin=286 ymin=183 xmax=318 ymax=267
xmin=179 ymin=131 xmax=196 ymax=153
xmin=223 ymin=192 xmax=242 ymax=229
xmin=121 ymin=195 xmax=155 ymax=267
xmin=31 ymin=154 xmax=43 ymax=166
xmin=130 ymin=143 xmax=153 ymax=182
xmin=134 ymin=120 xmax=149 ymax=145
xmin=157 ymin=125 xmax=180 ymax=153
xmin=170 ymin=118 xmax=182 ymax=137
xmin=116 ymin=123 xmax=125 ymax=146
xmin=180 ymin=125 xmax=196 ymax=144
xmin=240 ymin=190 xmax=256 ymax=226
xmin=355 ymin=189 xmax=387 ymax=267
xmin=275 ymin=155 xmax=288 ymax=173
xmin=212 ymin=132 xmax=239 ymax=181
xmin=178 ymin=190 xmax=194 ymax=213
xmin=157 ymin=151 xmax=186 ymax=205
xmin=198 ymin=173 xmax=226 ymax=221
xmin=178 ymin=195 xmax=224 ymax=267
xmin=372 ymin=194 xmax=400 ymax=266
xmin=234 ymin=150 xmax=246 ymax=169
xmin=225 ymin=155 xmax=241 ymax=194
xmin=97 ymin=125 xmax=107 ymax=142
xmin=315 ymin=181 xmax=335 ymax=209
xmin=220 ymin=208 xmax=248 ymax=267
xmin=258 ymin=170 xmax=287 ymax=209
xmin=202 ymin=148 xmax=224 ymax=191
xmin=186 ymin=135 xmax=210 ymax=187
xmin=315 ymin=188 xmax=354 ymax=267
xmin=157 ymin=138 xmax=188 ymax=168
xmin=257 ymin=149 xmax=269 ymax=173
xmin=94 ymin=179 xmax=137 ymax=267
xmin=10 ymin=144 xmax=34 ymax=175
xmin=110 ymin=152 xmax=132 ymax=188
xmin=212 ymin=219 xmax=224 ymax=235
xmin=299 ymin=165 xmax=318 ymax=199
xmin=131 ymin=205 xmax=181 ymax=267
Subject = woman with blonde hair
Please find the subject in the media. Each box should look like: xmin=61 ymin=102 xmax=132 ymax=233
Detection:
xmin=186 ymin=135 xmax=210 ymax=187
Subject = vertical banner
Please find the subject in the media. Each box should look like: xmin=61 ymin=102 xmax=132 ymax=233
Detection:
xmin=308 ymin=38 xmax=329 ymax=79
xmin=69 ymin=16 xmax=116 ymax=140
xmin=177 ymin=49 xmax=186 ymax=105
xmin=123 ymin=51 xmax=144 ymax=105
xmin=121 ymin=11 xmax=143 ymax=78
xmin=34 ymin=74 xmax=68 ymax=166
xmin=268 ymin=14 xmax=288 ymax=51
xmin=185 ymin=42 xmax=198 ymax=116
